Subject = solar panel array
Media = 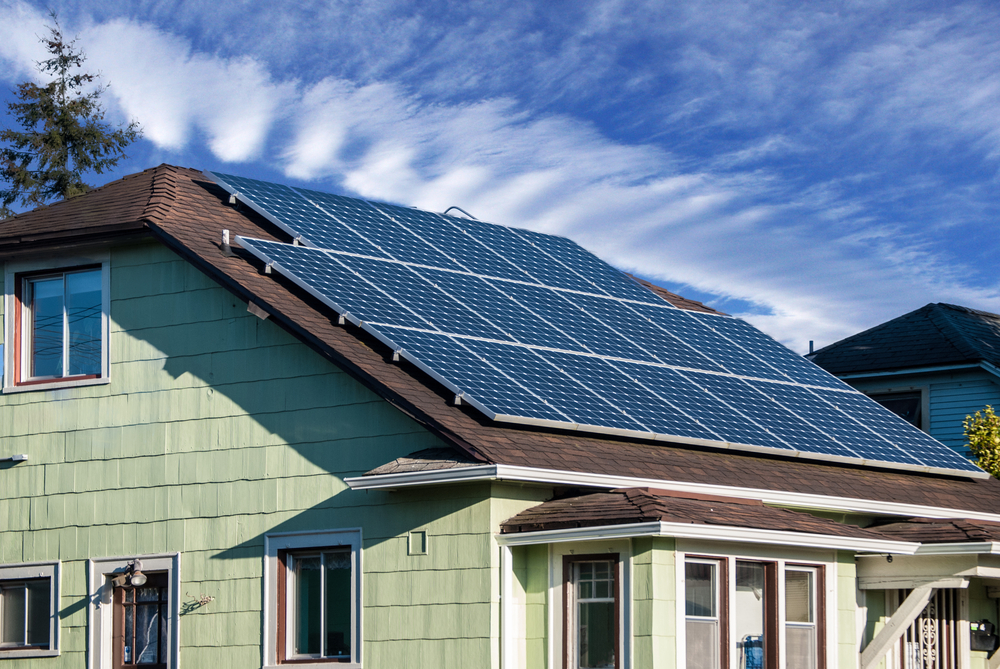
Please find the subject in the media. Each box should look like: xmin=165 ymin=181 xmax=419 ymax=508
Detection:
xmin=207 ymin=171 xmax=983 ymax=477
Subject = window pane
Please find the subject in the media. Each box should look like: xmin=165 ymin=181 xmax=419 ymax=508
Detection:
xmin=685 ymin=562 xmax=716 ymax=617
xmin=686 ymin=619 xmax=719 ymax=669
xmin=135 ymin=602 xmax=160 ymax=664
xmin=735 ymin=561 xmax=765 ymax=667
xmin=785 ymin=570 xmax=813 ymax=623
xmin=30 ymin=277 xmax=64 ymax=378
xmin=325 ymin=552 xmax=352 ymax=658
xmin=124 ymin=604 xmax=134 ymax=663
xmin=294 ymin=556 xmax=322 ymax=655
xmin=26 ymin=580 xmax=49 ymax=647
xmin=786 ymin=625 xmax=817 ymax=669
xmin=0 ymin=585 xmax=26 ymax=645
xmin=66 ymin=270 xmax=102 ymax=376
xmin=579 ymin=600 xmax=615 ymax=669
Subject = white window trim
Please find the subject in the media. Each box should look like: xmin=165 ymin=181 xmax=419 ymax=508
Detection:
xmin=677 ymin=549 xmax=836 ymax=669
xmin=86 ymin=553 xmax=180 ymax=669
xmin=263 ymin=528 xmax=363 ymax=669
xmin=0 ymin=561 xmax=60 ymax=659
xmin=3 ymin=253 xmax=111 ymax=393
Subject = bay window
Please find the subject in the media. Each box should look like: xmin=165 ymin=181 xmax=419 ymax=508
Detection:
xmin=564 ymin=555 xmax=620 ymax=669
xmin=683 ymin=557 xmax=823 ymax=669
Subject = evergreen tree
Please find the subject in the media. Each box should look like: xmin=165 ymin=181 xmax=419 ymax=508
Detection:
xmin=964 ymin=405 xmax=1000 ymax=478
xmin=0 ymin=14 xmax=141 ymax=218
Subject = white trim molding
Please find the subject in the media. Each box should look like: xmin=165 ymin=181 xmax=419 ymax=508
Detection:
xmin=87 ymin=553 xmax=181 ymax=669
xmin=495 ymin=520 xmax=919 ymax=554
xmin=915 ymin=542 xmax=1000 ymax=555
xmin=0 ymin=560 xmax=60 ymax=659
xmin=3 ymin=252 xmax=111 ymax=393
xmin=346 ymin=463 xmax=1000 ymax=522
xmin=262 ymin=527 xmax=363 ymax=669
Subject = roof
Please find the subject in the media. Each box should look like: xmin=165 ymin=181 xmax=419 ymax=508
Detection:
xmin=869 ymin=517 xmax=1000 ymax=543
xmin=810 ymin=303 xmax=1000 ymax=376
xmin=625 ymin=274 xmax=724 ymax=314
xmin=500 ymin=487 xmax=887 ymax=539
xmin=4 ymin=165 xmax=1000 ymax=516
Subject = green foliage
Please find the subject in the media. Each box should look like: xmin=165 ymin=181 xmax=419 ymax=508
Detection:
xmin=964 ymin=405 xmax=1000 ymax=478
xmin=0 ymin=13 xmax=141 ymax=218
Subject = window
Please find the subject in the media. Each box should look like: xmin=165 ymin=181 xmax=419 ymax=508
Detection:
xmin=563 ymin=554 xmax=620 ymax=669
xmin=871 ymin=392 xmax=922 ymax=429
xmin=0 ymin=562 xmax=59 ymax=658
xmin=87 ymin=555 xmax=179 ymax=669
xmin=264 ymin=529 xmax=362 ymax=668
xmin=113 ymin=573 xmax=169 ymax=667
xmin=5 ymin=256 xmax=109 ymax=391
xmin=683 ymin=557 xmax=823 ymax=669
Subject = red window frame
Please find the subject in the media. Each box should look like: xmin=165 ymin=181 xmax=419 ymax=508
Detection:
xmin=12 ymin=264 xmax=103 ymax=386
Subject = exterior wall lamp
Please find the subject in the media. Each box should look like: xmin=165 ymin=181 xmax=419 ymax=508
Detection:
xmin=111 ymin=560 xmax=147 ymax=588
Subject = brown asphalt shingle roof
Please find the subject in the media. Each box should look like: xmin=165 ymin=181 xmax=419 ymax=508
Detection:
xmin=869 ymin=517 xmax=1000 ymax=543
xmin=5 ymin=164 xmax=1000 ymax=516
xmin=501 ymin=488 xmax=889 ymax=539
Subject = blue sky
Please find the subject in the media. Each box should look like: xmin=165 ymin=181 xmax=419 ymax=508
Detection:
xmin=1 ymin=0 xmax=998 ymax=351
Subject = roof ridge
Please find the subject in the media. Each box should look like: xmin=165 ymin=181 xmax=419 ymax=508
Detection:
xmin=141 ymin=164 xmax=184 ymax=225
xmin=927 ymin=303 xmax=986 ymax=361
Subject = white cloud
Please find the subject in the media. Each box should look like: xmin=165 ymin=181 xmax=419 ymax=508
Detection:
xmin=1 ymin=0 xmax=999 ymax=352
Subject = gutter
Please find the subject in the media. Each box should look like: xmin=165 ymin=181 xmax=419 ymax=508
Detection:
xmin=344 ymin=463 xmax=1000 ymax=523
xmin=914 ymin=541 xmax=1000 ymax=555
xmin=494 ymin=520 xmax=919 ymax=554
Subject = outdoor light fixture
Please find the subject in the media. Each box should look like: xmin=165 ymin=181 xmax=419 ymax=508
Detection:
xmin=111 ymin=560 xmax=147 ymax=588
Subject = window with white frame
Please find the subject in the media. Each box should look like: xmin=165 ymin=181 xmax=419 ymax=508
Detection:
xmin=0 ymin=562 xmax=59 ymax=658
xmin=87 ymin=554 xmax=179 ymax=669
xmin=264 ymin=529 xmax=362 ymax=668
xmin=683 ymin=557 xmax=824 ymax=669
xmin=5 ymin=256 xmax=109 ymax=391
xmin=564 ymin=554 xmax=620 ymax=669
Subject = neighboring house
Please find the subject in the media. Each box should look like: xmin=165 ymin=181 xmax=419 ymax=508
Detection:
xmin=810 ymin=303 xmax=1000 ymax=457
xmin=1 ymin=165 xmax=1000 ymax=669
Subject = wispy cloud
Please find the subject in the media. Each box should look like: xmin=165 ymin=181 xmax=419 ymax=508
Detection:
xmin=1 ymin=0 xmax=999 ymax=352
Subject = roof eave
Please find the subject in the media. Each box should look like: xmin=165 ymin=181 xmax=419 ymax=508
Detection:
xmin=495 ymin=520 xmax=919 ymax=554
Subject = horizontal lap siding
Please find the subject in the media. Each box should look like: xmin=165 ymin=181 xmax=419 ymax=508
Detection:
xmin=0 ymin=242 xmax=500 ymax=668
xmin=930 ymin=374 xmax=1000 ymax=456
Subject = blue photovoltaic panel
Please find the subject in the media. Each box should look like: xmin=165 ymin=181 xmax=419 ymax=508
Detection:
xmin=513 ymin=227 xmax=667 ymax=303
xmin=630 ymin=303 xmax=790 ymax=382
xmin=682 ymin=371 xmax=860 ymax=458
xmin=539 ymin=350 xmax=717 ymax=440
xmin=336 ymin=256 xmax=512 ymax=341
xmin=215 ymin=170 xmax=984 ymax=477
xmin=373 ymin=326 xmax=567 ymax=423
xmin=498 ymin=282 xmax=658 ymax=363
xmin=415 ymin=268 xmax=584 ymax=352
xmin=238 ymin=238 xmax=419 ymax=327
xmin=690 ymin=313 xmax=850 ymax=390
xmin=447 ymin=215 xmax=598 ymax=292
xmin=611 ymin=361 xmax=791 ymax=451
xmin=567 ymin=292 xmax=726 ymax=372
xmin=461 ymin=339 xmax=648 ymax=432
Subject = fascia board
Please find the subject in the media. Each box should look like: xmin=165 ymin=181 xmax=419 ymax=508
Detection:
xmin=495 ymin=521 xmax=918 ymax=554
xmin=914 ymin=542 xmax=1000 ymax=555
xmin=344 ymin=464 xmax=1000 ymax=523
xmin=836 ymin=363 xmax=981 ymax=380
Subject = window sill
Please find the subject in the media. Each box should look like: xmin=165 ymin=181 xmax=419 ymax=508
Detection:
xmin=0 ymin=648 xmax=59 ymax=659
xmin=3 ymin=376 xmax=110 ymax=394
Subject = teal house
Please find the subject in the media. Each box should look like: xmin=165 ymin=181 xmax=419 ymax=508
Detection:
xmin=810 ymin=303 xmax=1000 ymax=458
xmin=2 ymin=165 xmax=1000 ymax=669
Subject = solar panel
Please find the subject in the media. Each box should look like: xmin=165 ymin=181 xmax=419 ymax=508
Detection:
xmin=210 ymin=171 xmax=984 ymax=477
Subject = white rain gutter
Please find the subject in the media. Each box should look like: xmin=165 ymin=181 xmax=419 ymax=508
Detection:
xmin=493 ymin=520 xmax=919 ymax=554
xmin=344 ymin=464 xmax=1000 ymax=523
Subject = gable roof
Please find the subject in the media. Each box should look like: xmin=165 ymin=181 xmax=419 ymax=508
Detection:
xmin=4 ymin=165 xmax=1000 ymax=517
xmin=810 ymin=303 xmax=1000 ymax=376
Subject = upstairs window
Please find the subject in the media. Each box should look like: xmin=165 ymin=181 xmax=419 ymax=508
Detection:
xmin=5 ymin=258 xmax=109 ymax=391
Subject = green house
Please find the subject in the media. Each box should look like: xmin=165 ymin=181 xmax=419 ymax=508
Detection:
xmin=2 ymin=165 xmax=1000 ymax=669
